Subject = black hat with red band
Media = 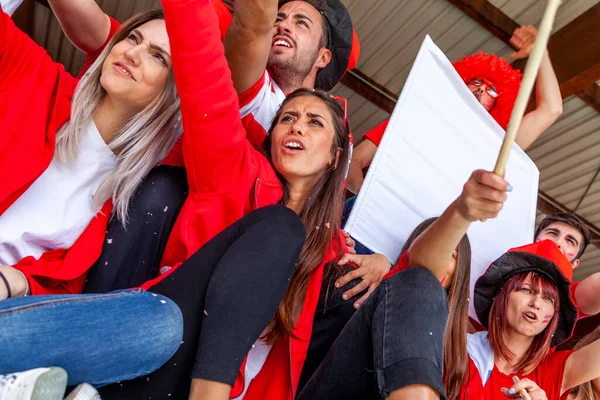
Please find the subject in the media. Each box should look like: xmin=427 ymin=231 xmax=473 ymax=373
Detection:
xmin=474 ymin=240 xmax=578 ymax=347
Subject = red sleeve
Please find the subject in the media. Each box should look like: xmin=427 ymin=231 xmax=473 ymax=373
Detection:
xmin=533 ymin=350 xmax=574 ymax=400
xmin=383 ymin=251 xmax=409 ymax=279
xmin=362 ymin=119 xmax=389 ymax=147
xmin=12 ymin=203 xmax=112 ymax=295
xmin=77 ymin=16 xmax=121 ymax=79
xmin=162 ymin=0 xmax=260 ymax=196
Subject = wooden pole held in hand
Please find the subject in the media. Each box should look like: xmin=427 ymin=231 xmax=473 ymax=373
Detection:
xmin=493 ymin=0 xmax=562 ymax=178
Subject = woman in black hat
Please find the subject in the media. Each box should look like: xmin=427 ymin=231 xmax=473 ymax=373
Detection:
xmin=401 ymin=168 xmax=600 ymax=399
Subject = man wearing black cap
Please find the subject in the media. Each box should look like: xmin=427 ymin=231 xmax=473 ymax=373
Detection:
xmin=225 ymin=0 xmax=357 ymax=141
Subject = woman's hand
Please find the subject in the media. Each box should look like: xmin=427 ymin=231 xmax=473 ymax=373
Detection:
xmin=501 ymin=377 xmax=548 ymax=400
xmin=343 ymin=231 xmax=357 ymax=255
xmin=335 ymin=253 xmax=391 ymax=309
xmin=509 ymin=25 xmax=538 ymax=60
xmin=0 ymin=265 xmax=29 ymax=300
xmin=456 ymin=170 xmax=511 ymax=222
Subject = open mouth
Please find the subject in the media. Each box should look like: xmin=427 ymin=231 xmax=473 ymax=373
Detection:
xmin=272 ymin=37 xmax=293 ymax=49
xmin=523 ymin=312 xmax=538 ymax=322
xmin=283 ymin=139 xmax=304 ymax=152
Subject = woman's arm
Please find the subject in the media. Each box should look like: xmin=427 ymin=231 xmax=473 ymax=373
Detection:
xmin=407 ymin=170 xmax=510 ymax=281
xmin=47 ymin=0 xmax=111 ymax=53
xmin=562 ymin=336 xmax=600 ymax=394
xmin=511 ymin=26 xmax=563 ymax=151
xmin=162 ymin=0 xmax=256 ymax=195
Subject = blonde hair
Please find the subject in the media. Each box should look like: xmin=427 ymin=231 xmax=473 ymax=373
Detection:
xmin=55 ymin=10 xmax=181 ymax=225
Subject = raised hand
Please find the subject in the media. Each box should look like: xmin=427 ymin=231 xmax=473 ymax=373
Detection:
xmin=456 ymin=169 xmax=511 ymax=222
xmin=510 ymin=25 xmax=538 ymax=60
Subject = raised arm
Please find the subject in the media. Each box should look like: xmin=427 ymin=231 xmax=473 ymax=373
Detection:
xmin=348 ymin=119 xmax=389 ymax=194
xmin=407 ymin=170 xmax=510 ymax=281
xmin=562 ymin=336 xmax=600 ymax=395
xmin=162 ymin=0 xmax=254 ymax=195
xmin=511 ymin=26 xmax=563 ymax=151
xmin=573 ymin=272 xmax=600 ymax=316
xmin=347 ymin=139 xmax=377 ymax=194
xmin=47 ymin=0 xmax=111 ymax=53
xmin=224 ymin=0 xmax=278 ymax=94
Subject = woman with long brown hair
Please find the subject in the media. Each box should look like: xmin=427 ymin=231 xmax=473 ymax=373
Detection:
xmin=297 ymin=216 xmax=471 ymax=400
xmin=401 ymin=218 xmax=472 ymax=400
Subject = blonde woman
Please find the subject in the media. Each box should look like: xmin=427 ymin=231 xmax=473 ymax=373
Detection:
xmin=0 ymin=7 xmax=181 ymax=298
xmin=0 ymin=5 xmax=186 ymax=398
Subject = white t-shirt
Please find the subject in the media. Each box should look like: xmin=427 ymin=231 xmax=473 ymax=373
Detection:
xmin=0 ymin=121 xmax=117 ymax=265
xmin=0 ymin=0 xmax=23 ymax=16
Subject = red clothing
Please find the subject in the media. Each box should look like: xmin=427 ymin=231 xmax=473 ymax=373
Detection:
xmin=461 ymin=349 xmax=573 ymax=399
xmin=0 ymin=6 xmax=113 ymax=295
xmin=141 ymin=2 xmax=350 ymax=399
xmin=362 ymin=119 xmax=389 ymax=147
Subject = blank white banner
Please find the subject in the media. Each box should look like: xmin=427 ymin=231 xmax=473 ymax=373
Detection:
xmin=345 ymin=36 xmax=539 ymax=323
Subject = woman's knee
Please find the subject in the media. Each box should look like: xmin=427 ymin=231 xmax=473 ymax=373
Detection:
xmin=249 ymin=205 xmax=306 ymax=246
xmin=117 ymin=291 xmax=183 ymax=372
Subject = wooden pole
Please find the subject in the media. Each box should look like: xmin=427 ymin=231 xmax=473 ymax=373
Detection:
xmin=493 ymin=0 xmax=562 ymax=177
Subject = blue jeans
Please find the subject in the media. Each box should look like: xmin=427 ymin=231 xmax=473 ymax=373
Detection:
xmin=0 ymin=289 xmax=183 ymax=386
xmin=342 ymin=196 xmax=374 ymax=255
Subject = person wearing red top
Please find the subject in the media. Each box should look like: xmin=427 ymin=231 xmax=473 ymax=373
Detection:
xmin=460 ymin=239 xmax=600 ymax=400
xmin=41 ymin=0 xmax=359 ymax=293
xmin=0 ymin=0 xmax=183 ymax=296
xmin=389 ymin=167 xmax=600 ymax=399
xmin=298 ymin=215 xmax=472 ymax=400
xmin=347 ymin=26 xmax=562 ymax=195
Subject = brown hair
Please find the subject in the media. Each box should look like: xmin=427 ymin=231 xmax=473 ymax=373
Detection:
xmin=262 ymin=88 xmax=350 ymax=343
xmin=535 ymin=213 xmax=591 ymax=260
xmin=400 ymin=218 xmax=471 ymax=400
xmin=570 ymin=326 xmax=600 ymax=400
xmin=488 ymin=272 xmax=560 ymax=374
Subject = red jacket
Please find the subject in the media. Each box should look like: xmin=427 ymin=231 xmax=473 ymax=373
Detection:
xmin=0 ymin=6 xmax=113 ymax=295
xmin=143 ymin=1 xmax=349 ymax=398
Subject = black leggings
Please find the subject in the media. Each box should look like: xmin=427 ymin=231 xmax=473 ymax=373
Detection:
xmin=98 ymin=205 xmax=306 ymax=400
xmin=85 ymin=165 xmax=189 ymax=293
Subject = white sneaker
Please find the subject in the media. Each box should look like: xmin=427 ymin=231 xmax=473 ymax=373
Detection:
xmin=0 ymin=367 xmax=67 ymax=400
xmin=64 ymin=383 xmax=101 ymax=400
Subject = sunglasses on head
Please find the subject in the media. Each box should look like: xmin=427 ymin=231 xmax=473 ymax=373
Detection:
xmin=468 ymin=77 xmax=500 ymax=98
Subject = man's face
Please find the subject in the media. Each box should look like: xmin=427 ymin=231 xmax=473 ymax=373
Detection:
xmin=466 ymin=77 xmax=498 ymax=112
xmin=268 ymin=1 xmax=327 ymax=80
xmin=536 ymin=221 xmax=584 ymax=268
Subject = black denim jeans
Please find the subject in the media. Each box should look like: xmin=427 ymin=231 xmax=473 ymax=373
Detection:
xmin=98 ymin=205 xmax=306 ymax=400
xmin=85 ymin=165 xmax=189 ymax=293
xmin=297 ymin=267 xmax=449 ymax=400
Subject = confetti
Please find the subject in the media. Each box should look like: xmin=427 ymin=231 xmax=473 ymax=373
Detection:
xmin=107 ymin=239 xmax=113 ymax=244
xmin=160 ymin=300 xmax=167 ymax=304
xmin=163 ymin=206 xmax=169 ymax=212
xmin=203 ymin=310 xmax=209 ymax=316
xmin=325 ymin=223 xmax=331 ymax=229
